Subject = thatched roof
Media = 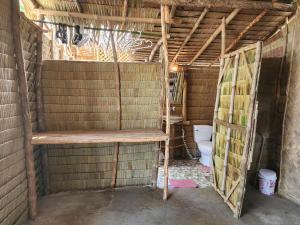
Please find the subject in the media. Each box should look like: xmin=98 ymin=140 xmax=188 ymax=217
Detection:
xmin=23 ymin=0 xmax=295 ymax=66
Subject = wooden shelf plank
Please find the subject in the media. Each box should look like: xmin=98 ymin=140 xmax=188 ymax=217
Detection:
xmin=32 ymin=129 xmax=168 ymax=145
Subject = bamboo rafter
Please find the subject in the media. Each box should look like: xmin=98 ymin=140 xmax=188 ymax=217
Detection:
xmin=188 ymin=9 xmax=240 ymax=65
xmin=143 ymin=0 xmax=294 ymax=11
xmin=171 ymin=8 xmax=208 ymax=63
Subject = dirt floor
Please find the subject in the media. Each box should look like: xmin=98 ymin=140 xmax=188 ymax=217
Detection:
xmin=25 ymin=186 xmax=300 ymax=225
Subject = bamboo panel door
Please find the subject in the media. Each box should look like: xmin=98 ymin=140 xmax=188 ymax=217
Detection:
xmin=212 ymin=42 xmax=262 ymax=217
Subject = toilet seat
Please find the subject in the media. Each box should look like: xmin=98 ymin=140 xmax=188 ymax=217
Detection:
xmin=197 ymin=141 xmax=212 ymax=155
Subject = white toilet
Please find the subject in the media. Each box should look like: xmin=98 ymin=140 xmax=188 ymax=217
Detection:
xmin=193 ymin=125 xmax=213 ymax=167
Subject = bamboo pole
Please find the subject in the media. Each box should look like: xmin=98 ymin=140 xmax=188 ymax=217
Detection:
xmin=161 ymin=4 xmax=171 ymax=201
xmin=182 ymin=79 xmax=187 ymax=122
xmin=209 ymin=10 xmax=267 ymax=66
xmin=221 ymin=17 xmax=226 ymax=58
xmin=188 ymin=9 xmax=240 ymax=65
xmin=109 ymin=24 xmax=122 ymax=188
xmin=148 ymin=35 xmax=170 ymax=62
xmin=34 ymin=8 xmax=181 ymax=25
xmin=12 ymin=0 xmax=37 ymax=218
xmin=143 ymin=0 xmax=293 ymax=11
xmin=171 ymin=8 xmax=208 ymax=63
xmin=220 ymin=54 xmax=240 ymax=193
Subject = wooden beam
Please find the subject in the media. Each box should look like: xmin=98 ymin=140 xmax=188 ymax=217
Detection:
xmin=188 ymin=9 xmax=240 ymax=65
xmin=161 ymin=4 xmax=171 ymax=201
xmin=109 ymin=22 xmax=122 ymax=188
xmin=224 ymin=10 xmax=267 ymax=54
xmin=171 ymin=8 xmax=208 ymax=63
xmin=209 ymin=10 xmax=267 ymax=66
xmin=12 ymin=0 xmax=37 ymax=219
xmin=74 ymin=0 xmax=83 ymax=13
xmin=143 ymin=0 xmax=294 ymax=11
xmin=34 ymin=8 xmax=181 ymax=25
xmin=120 ymin=0 xmax=128 ymax=30
xmin=148 ymin=34 xmax=170 ymax=62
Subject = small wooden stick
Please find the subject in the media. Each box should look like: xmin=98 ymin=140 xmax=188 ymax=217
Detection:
xmin=12 ymin=0 xmax=37 ymax=218
xmin=109 ymin=22 xmax=122 ymax=188
xmin=221 ymin=17 xmax=226 ymax=58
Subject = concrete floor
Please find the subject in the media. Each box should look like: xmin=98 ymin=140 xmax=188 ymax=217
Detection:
xmin=26 ymin=186 xmax=300 ymax=225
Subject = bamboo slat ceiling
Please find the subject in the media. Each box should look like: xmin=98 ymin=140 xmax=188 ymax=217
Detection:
xmin=23 ymin=0 xmax=294 ymax=66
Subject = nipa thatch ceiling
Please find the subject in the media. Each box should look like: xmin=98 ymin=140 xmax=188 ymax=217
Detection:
xmin=23 ymin=0 xmax=295 ymax=66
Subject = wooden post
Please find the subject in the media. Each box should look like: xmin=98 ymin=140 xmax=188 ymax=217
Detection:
xmin=220 ymin=54 xmax=239 ymax=193
xmin=11 ymin=0 xmax=37 ymax=219
xmin=161 ymin=4 xmax=171 ymax=201
xmin=182 ymin=79 xmax=187 ymax=122
xmin=35 ymin=30 xmax=49 ymax=195
xmin=109 ymin=24 xmax=122 ymax=188
xmin=221 ymin=17 xmax=226 ymax=58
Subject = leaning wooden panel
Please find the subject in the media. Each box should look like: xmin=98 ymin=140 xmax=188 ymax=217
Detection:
xmin=212 ymin=42 xmax=262 ymax=217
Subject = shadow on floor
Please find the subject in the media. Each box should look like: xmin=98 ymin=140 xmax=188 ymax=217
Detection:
xmin=25 ymin=186 xmax=300 ymax=225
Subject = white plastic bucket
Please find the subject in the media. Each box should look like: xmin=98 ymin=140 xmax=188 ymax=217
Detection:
xmin=258 ymin=169 xmax=277 ymax=196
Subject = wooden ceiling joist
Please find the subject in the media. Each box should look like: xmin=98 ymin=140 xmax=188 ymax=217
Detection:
xmin=171 ymin=8 xmax=208 ymax=63
xmin=34 ymin=8 xmax=181 ymax=25
xmin=143 ymin=0 xmax=294 ymax=11
xmin=188 ymin=8 xmax=240 ymax=65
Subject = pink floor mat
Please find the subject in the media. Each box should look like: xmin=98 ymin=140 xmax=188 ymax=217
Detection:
xmin=170 ymin=179 xmax=198 ymax=188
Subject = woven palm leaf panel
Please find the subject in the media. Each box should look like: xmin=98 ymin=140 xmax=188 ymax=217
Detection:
xmin=41 ymin=61 xmax=161 ymax=192
xmin=0 ymin=1 xmax=28 ymax=224
xmin=212 ymin=42 xmax=262 ymax=217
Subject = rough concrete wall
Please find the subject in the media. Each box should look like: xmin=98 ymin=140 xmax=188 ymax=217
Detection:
xmin=248 ymin=18 xmax=296 ymax=186
xmin=279 ymin=12 xmax=300 ymax=205
xmin=41 ymin=61 xmax=161 ymax=192
xmin=0 ymin=1 xmax=28 ymax=224
xmin=184 ymin=67 xmax=219 ymax=156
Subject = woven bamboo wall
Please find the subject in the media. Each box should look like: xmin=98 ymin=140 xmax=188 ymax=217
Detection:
xmin=41 ymin=61 xmax=161 ymax=192
xmin=184 ymin=67 xmax=219 ymax=156
xmin=0 ymin=1 xmax=28 ymax=224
